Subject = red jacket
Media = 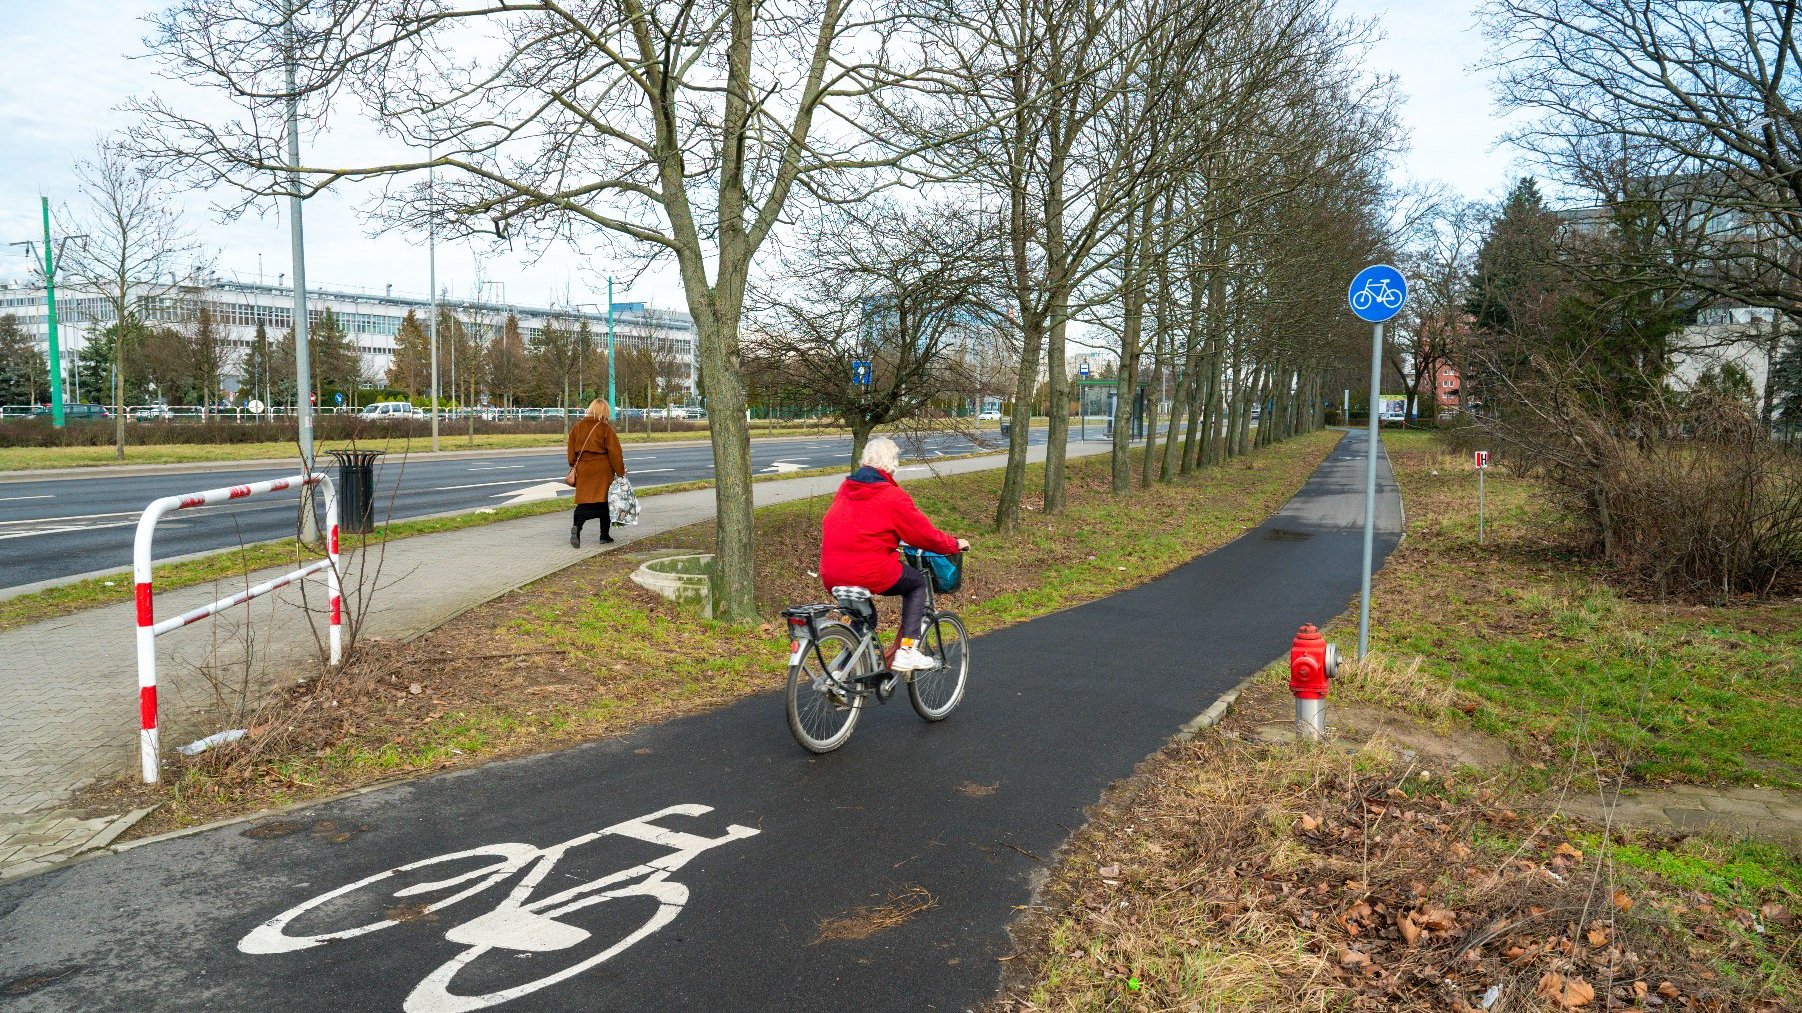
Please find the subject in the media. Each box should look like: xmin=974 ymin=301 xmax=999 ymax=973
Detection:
xmin=820 ymin=467 xmax=960 ymax=592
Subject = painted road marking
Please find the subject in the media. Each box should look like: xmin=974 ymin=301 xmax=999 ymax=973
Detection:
xmin=0 ymin=493 xmax=54 ymax=502
xmin=239 ymin=803 xmax=759 ymax=1012
xmin=631 ymin=468 xmax=674 ymax=474
xmin=468 ymin=465 xmax=525 ymax=472
xmin=430 ymin=478 xmax=555 ymax=493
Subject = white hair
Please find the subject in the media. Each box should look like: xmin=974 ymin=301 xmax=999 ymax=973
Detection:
xmin=859 ymin=436 xmax=900 ymax=474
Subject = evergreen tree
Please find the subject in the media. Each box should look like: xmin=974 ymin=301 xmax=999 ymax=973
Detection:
xmin=1770 ymin=332 xmax=1802 ymax=423
xmin=387 ymin=309 xmax=431 ymax=396
xmin=240 ymin=321 xmax=272 ymax=408
xmin=310 ymin=308 xmax=361 ymax=398
xmin=0 ymin=314 xmax=48 ymax=404
xmin=271 ymin=327 xmax=299 ymax=406
xmin=183 ymin=306 xmax=229 ymax=407
xmin=486 ymin=312 xmax=529 ymax=407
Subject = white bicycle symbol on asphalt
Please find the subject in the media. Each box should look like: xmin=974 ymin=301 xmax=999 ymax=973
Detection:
xmin=239 ymin=804 xmax=760 ymax=1013
xmin=1350 ymin=277 xmax=1404 ymax=312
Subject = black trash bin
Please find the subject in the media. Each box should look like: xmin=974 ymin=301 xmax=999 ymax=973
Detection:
xmin=328 ymin=450 xmax=384 ymax=534
xmin=999 ymin=421 xmax=1012 ymax=442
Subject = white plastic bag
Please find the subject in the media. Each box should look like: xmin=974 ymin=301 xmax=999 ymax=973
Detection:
xmin=609 ymin=476 xmax=641 ymax=526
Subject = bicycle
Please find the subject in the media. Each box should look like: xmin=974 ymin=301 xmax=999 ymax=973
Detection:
xmin=781 ymin=550 xmax=970 ymax=753
xmin=1350 ymin=277 xmax=1404 ymax=312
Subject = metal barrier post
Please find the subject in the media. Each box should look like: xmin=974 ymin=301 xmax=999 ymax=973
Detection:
xmin=132 ymin=472 xmax=340 ymax=784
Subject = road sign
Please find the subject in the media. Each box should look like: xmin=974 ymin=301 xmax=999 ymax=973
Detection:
xmin=247 ymin=399 xmax=266 ymax=414
xmin=333 ymin=392 xmax=345 ymax=406
xmin=1475 ymin=451 xmax=1490 ymax=543
xmin=1347 ymin=264 xmax=1407 ymax=323
xmin=1474 ymin=450 xmax=1489 ymax=469
xmin=1078 ymin=361 xmax=1091 ymax=378
xmin=851 ymin=360 xmax=872 ymax=386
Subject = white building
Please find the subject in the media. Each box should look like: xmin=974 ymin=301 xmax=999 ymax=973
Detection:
xmin=0 ymin=275 xmax=695 ymax=403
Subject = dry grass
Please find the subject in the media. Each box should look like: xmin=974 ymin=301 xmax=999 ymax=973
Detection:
xmin=993 ymin=697 xmax=1796 ymax=1012
xmin=814 ymin=885 xmax=939 ymax=943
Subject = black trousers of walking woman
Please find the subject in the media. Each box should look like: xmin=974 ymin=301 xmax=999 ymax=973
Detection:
xmin=573 ymin=502 xmax=611 ymax=540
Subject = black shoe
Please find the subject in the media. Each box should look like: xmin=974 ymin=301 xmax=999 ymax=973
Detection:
xmin=598 ymin=534 xmax=616 ymax=544
xmin=570 ymin=525 xmax=581 ymax=548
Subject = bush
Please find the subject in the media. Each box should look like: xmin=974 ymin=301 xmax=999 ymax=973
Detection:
xmin=1469 ymin=359 xmax=1802 ymax=598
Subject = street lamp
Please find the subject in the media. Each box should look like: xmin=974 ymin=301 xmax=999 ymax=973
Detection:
xmin=574 ymin=283 xmax=620 ymax=420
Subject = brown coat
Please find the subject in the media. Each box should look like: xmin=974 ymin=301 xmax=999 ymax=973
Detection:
xmin=567 ymin=417 xmax=625 ymax=504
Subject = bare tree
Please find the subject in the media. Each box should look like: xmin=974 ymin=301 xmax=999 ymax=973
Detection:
xmin=57 ymin=135 xmax=200 ymax=458
xmin=747 ymin=202 xmax=999 ymax=462
xmin=132 ymin=0 xmax=963 ymax=619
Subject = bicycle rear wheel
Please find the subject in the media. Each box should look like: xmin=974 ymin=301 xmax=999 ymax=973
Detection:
xmin=909 ymin=612 xmax=968 ymax=721
xmin=786 ymin=622 xmax=865 ymax=753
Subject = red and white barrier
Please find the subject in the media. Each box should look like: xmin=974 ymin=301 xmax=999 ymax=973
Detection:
xmin=132 ymin=472 xmax=341 ymax=783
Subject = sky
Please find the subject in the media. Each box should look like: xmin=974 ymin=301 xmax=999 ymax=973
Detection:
xmin=0 ymin=0 xmax=1527 ymax=308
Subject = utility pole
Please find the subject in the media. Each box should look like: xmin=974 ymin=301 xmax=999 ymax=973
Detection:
xmin=8 ymin=201 xmax=71 ymax=425
xmin=607 ymin=277 xmax=617 ymax=418
xmin=286 ymin=9 xmax=318 ymax=542
xmin=428 ymin=153 xmax=440 ymax=452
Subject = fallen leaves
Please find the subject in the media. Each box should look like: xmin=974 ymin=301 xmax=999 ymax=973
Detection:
xmin=1536 ymin=972 xmax=1596 ymax=1008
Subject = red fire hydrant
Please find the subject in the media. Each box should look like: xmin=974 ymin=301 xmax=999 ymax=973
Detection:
xmin=1289 ymin=624 xmax=1338 ymax=740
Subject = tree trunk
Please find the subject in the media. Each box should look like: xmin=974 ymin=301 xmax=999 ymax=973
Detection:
xmin=994 ymin=310 xmax=1044 ymax=533
xmin=1043 ymin=300 xmax=1070 ymax=512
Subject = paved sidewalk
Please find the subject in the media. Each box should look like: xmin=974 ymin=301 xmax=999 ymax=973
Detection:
xmin=0 ymin=441 xmax=1104 ymax=877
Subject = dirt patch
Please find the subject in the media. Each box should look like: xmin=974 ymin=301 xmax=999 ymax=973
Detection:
xmin=958 ymin=781 xmax=1000 ymax=797
xmin=814 ymin=884 xmax=938 ymax=943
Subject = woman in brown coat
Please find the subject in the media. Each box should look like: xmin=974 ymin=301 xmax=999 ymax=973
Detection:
xmin=567 ymin=398 xmax=626 ymax=546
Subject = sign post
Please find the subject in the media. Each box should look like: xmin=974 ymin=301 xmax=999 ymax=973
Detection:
xmin=851 ymin=360 xmax=872 ymax=387
xmin=1474 ymin=450 xmax=1489 ymax=544
xmin=1078 ymin=361 xmax=1091 ymax=439
xmin=1347 ymin=263 xmax=1407 ymax=662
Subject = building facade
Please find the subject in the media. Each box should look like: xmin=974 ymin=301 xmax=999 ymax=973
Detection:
xmin=0 ymin=276 xmax=695 ymax=404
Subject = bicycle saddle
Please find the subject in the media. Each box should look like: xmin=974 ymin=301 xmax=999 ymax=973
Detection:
xmin=830 ymin=586 xmax=876 ymax=619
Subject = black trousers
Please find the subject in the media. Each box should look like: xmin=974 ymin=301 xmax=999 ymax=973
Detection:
xmin=878 ymin=566 xmax=928 ymax=641
xmin=573 ymin=502 xmax=611 ymax=539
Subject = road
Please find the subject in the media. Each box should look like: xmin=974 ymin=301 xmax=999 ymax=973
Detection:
xmin=0 ymin=431 xmax=1403 ymax=1013
xmin=0 ymin=429 xmax=1052 ymax=592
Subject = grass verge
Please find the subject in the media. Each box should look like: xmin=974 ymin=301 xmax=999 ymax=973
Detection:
xmin=988 ymin=429 xmax=1800 ymax=1012
xmin=84 ymin=429 xmax=1341 ymax=835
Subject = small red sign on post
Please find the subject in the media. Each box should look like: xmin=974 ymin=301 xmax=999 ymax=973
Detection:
xmin=1474 ymin=450 xmax=1489 ymax=469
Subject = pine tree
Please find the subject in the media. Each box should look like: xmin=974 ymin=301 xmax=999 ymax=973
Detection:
xmin=309 ymin=308 xmax=360 ymax=402
xmin=240 ymin=321 xmax=272 ymax=408
xmin=387 ymin=309 xmax=431 ymax=396
xmin=1771 ymin=332 xmax=1802 ymax=423
xmin=486 ymin=312 xmax=529 ymax=407
xmin=183 ymin=306 xmax=229 ymax=407
xmin=0 ymin=314 xmax=48 ymax=404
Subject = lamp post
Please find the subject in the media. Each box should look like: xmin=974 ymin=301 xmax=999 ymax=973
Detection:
xmin=9 ymin=201 xmax=85 ymax=426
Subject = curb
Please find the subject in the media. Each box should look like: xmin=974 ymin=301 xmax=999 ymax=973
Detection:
xmin=1175 ymin=660 xmax=1276 ymax=741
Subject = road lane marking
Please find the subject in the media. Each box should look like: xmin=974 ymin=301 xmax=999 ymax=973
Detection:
xmin=468 ymin=465 xmax=526 ymax=471
xmin=429 ymin=477 xmax=557 ymax=493
xmin=238 ymin=803 xmax=760 ymax=1012
xmin=0 ymin=494 xmax=54 ymax=502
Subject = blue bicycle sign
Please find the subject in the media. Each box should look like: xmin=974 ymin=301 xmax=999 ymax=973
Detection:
xmin=1347 ymin=264 xmax=1407 ymax=323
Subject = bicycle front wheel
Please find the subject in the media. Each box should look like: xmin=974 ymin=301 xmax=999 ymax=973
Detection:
xmin=786 ymin=622 xmax=865 ymax=753
xmin=909 ymin=612 xmax=968 ymax=721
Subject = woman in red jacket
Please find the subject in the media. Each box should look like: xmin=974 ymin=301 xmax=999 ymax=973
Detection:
xmin=819 ymin=436 xmax=969 ymax=672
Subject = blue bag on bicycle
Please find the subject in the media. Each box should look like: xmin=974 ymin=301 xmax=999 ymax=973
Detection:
xmin=902 ymin=546 xmax=964 ymax=594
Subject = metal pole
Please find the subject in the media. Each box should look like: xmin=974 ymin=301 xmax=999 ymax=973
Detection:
xmin=1358 ymin=322 xmax=1381 ymax=661
xmin=1343 ymin=387 xmax=1349 ymax=424
xmin=607 ymin=277 xmax=616 ymax=417
xmin=40 ymin=198 xmax=66 ymax=426
xmin=428 ymin=155 xmax=440 ymax=453
xmin=1478 ymin=465 xmax=1486 ymax=545
xmin=286 ymin=12 xmax=318 ymax=542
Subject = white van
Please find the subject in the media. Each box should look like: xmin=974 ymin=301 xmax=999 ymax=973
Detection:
xmin=359 ymin=401 xmax=418 ymax=420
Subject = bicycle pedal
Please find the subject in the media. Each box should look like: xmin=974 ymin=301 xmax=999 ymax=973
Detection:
xmin=875 ymin=673 xmax=899 ymax=702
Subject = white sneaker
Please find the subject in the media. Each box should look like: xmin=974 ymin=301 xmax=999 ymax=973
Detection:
xmin=890 ymin=646 xmax=940 ymax=672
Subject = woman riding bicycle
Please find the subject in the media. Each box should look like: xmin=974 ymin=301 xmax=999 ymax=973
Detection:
xmin=819 ymin=436 xmax=969 ymax=673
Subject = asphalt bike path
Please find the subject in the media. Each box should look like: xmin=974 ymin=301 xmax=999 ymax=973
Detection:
xmin=0 ymin=431 xmax=1401 ymax=1012
xmin=0 ymin=429 xmax=1043 ymax=592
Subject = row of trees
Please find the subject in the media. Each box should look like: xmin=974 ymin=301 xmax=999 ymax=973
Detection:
xmin=385 ymin=309 xmax=688 ymax=414
xmin=134 ymin=0 xmax=1400 ymax=618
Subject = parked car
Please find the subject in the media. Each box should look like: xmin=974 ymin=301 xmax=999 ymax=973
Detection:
xmin=977 ymin=409 xmax=1002 ymax=421
xmin=131 ymin=404 xmax=175 ymax=422
xmin=30 ymin=402 xmax=110 ymax=420
xmin=358 ymin=401 xmax=419 ymax=421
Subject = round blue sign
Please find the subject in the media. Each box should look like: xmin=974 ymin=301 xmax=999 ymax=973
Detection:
xmin=333 ymin=392 xmax=344 ymax=405
xmin=1347 ymin=264 xmax=1408 ymax=323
